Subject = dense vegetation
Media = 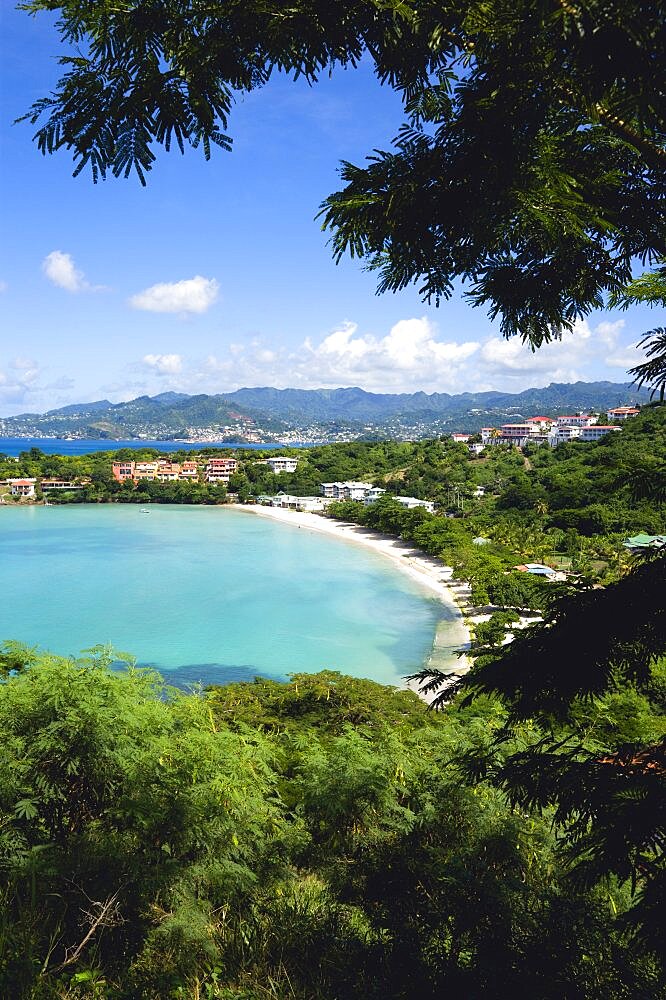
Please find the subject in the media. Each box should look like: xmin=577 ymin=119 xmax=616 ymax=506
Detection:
xmin=323 ymin=406 xmax=666 ymax=597
xmin=0 ymin=640 xmax=663 ymax=999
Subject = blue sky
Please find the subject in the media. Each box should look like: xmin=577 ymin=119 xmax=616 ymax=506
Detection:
xmin=0 ymin=5 xmax=659 ymax=416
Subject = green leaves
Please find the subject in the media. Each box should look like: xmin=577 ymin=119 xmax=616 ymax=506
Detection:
xmin=19 ymin=0 xmax=666 ymax=345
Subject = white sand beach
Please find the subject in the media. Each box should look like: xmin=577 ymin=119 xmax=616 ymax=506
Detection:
xmin=235 ymin=504 xmax=472 ymax=701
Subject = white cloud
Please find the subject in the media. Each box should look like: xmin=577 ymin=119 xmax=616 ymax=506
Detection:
xmin=143 ymin=353 xmax=183 ymax=375
xmin=129 ymin=276 xmax=219 ymax=314
xmin=475 ymin=318 xmax=630 ymax=387
xmin=117 ymin=313 xmax=638 ymax=401
xmin=42 ymin=250 xmax=97 ymax=292
xmin=299 ymin=318 xmax=480 ymax=389
xmin=11 ymin=356 xmax=38 ymax=373
xmin=0 ymin=359 xmax=42 ymax=406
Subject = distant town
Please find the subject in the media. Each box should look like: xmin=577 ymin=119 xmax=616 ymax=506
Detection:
xmin=0 ymin=407 xmax=641 ymax=508
xmin=0 ymin=383 xmax=647 ymax=444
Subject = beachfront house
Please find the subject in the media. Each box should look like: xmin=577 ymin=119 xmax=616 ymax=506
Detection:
xmin=270 ymin=492 xmax=329 ymax=512
xmin=8 ymin=478 xmax=37 ymax=498
xmin=393 ymin=496 xmax=435 ymax=513
xmin=320 ymin=481 xmax=374 ymax=501
xmin=363 ymin=487 xmax=387 ymax=505
xmin=515 ymin=563 xmax=566 ymax=581
xmin=40 ymin=478 xmax=83 ymax=491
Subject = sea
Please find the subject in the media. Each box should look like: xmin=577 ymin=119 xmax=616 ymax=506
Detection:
xmin=0 ymin=504 xmax=464 ymax=690
xmin=0 ymin=438 xmax=299 ymax=457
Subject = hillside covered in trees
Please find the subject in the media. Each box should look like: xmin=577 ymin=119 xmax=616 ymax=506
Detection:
xmin=0 ymin=638 xmax=663 ymax=999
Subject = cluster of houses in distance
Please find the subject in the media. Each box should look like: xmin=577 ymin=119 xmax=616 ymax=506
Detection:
xmin=264 ymin=482 xmax=435 ymax=514
xmin=0 ymin=407 xmax=640 ymax=503
xmin=110 ymin=455 xmax=299 ymax=485
xmin=0 ymin=477 xmax=90 ymax=499
xmin=451 ymin=407 xmax=639 ymax=450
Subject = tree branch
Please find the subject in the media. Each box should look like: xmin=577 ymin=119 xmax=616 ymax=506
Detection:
xmin=47 ymin=889 xmax=123 ymax=975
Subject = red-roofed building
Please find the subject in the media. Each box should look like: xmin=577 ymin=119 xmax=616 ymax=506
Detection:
xmin=608 ymin=407 xmax=640 ymax=420
xmin=205 ymin=457 xmax=237 ymax=483
xmin=8 ymin=478 xmax=37 ymax=497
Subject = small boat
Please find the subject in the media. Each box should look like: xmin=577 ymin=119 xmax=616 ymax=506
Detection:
xmin=140 ymin=508 xmax=151 ymax=513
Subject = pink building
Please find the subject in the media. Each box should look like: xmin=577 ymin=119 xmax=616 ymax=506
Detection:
xmin=205 ymin=457 xmax=237 ymax=483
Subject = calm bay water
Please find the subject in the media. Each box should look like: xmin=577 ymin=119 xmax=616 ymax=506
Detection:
xmin=0 ymin=504 xmax=455 ymax=689
xmin=0 ymin=438 xmax=300 ymax=457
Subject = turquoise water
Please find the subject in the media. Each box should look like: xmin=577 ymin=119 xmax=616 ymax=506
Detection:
xmin=0 ymin=505 xmax=456 ymax=688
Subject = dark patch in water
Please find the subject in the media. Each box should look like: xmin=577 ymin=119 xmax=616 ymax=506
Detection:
xmin=131 ymin=661 xmax=289 ymax=689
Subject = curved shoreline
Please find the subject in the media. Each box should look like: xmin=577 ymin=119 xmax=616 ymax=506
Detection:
xmin=234 ymin=504 xmax=471 ymax=701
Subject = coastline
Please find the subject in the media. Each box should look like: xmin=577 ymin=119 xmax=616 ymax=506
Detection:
xmin=234 ymin=503 xmax=471 ymax=702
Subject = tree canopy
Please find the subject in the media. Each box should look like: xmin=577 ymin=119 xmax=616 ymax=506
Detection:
xmin=21 ymin=0 xmax=666 ymax=344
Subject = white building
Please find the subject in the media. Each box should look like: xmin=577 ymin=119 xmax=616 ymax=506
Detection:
xmin=270 ymin=492 xmax=329 ymax=512
xmin=41 ymin=479 xmax=83 ymax=491
xmin=393 ymin=496 xmax=435 ymax=513
xmin=320 ymin=481 xmax=374 ymax=501
xmin=608 ymin=407 xmax=640 ymax=421
xmin=8 ymin=478 xmax=37 ymax=497
xmin=363 ymin=487 xmax=387 ymax=505
xmin=451 ymin=433 xmax=470 ymax=443
xmin=267 ymin=456 xmax=298 ymax=473
xmin=555 ymin=414 xmax=598 ymax=428
xmin=579 ymin=425 xmax=622 ymax=442
xmin=468 ymin=443 xmax=485 ymax=455
xmin=548 ymin=426 xmax=581 ymax=446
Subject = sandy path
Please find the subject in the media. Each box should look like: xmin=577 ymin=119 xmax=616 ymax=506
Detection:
xmin=233 ymin=504 xmax=471 ymax=702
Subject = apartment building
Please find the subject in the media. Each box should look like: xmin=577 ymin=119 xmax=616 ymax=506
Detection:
xmin=320 ymin=481 xmax=375 ymax=501
xmin=112 ymin=459 xmax=202 ymax=484
xmin=555 ymin=414 xmax=598 ymax=428
xmin=205 ymin=457 xmax=237 ymax=484
xmin=266 ymin=456 xmax=298 ymax=473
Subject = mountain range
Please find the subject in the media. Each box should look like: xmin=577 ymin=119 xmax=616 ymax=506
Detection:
xmin=0 ymin=382 xmax=648 ymax=441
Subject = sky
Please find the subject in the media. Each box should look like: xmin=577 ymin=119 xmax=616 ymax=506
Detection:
xmin=0 ymin=5 xmax=660 ymax=416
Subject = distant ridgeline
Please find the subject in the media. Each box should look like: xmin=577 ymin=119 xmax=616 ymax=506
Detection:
xmin=0 ymin=381 xmax=649 ymax=441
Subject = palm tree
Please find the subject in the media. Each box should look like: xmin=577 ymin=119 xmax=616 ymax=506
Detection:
xmin=630 ymin=327 xmax=666 ymax=402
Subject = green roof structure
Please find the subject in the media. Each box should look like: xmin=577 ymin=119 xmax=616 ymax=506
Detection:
xmin=623 ymin=534 xmax=666 ymax=549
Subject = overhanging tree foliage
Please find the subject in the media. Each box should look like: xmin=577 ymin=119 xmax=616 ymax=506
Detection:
xmin=414 ymin=553 xmax=666 ymax=953
xmin=20 ymin=0 xmax=666 ymax=342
